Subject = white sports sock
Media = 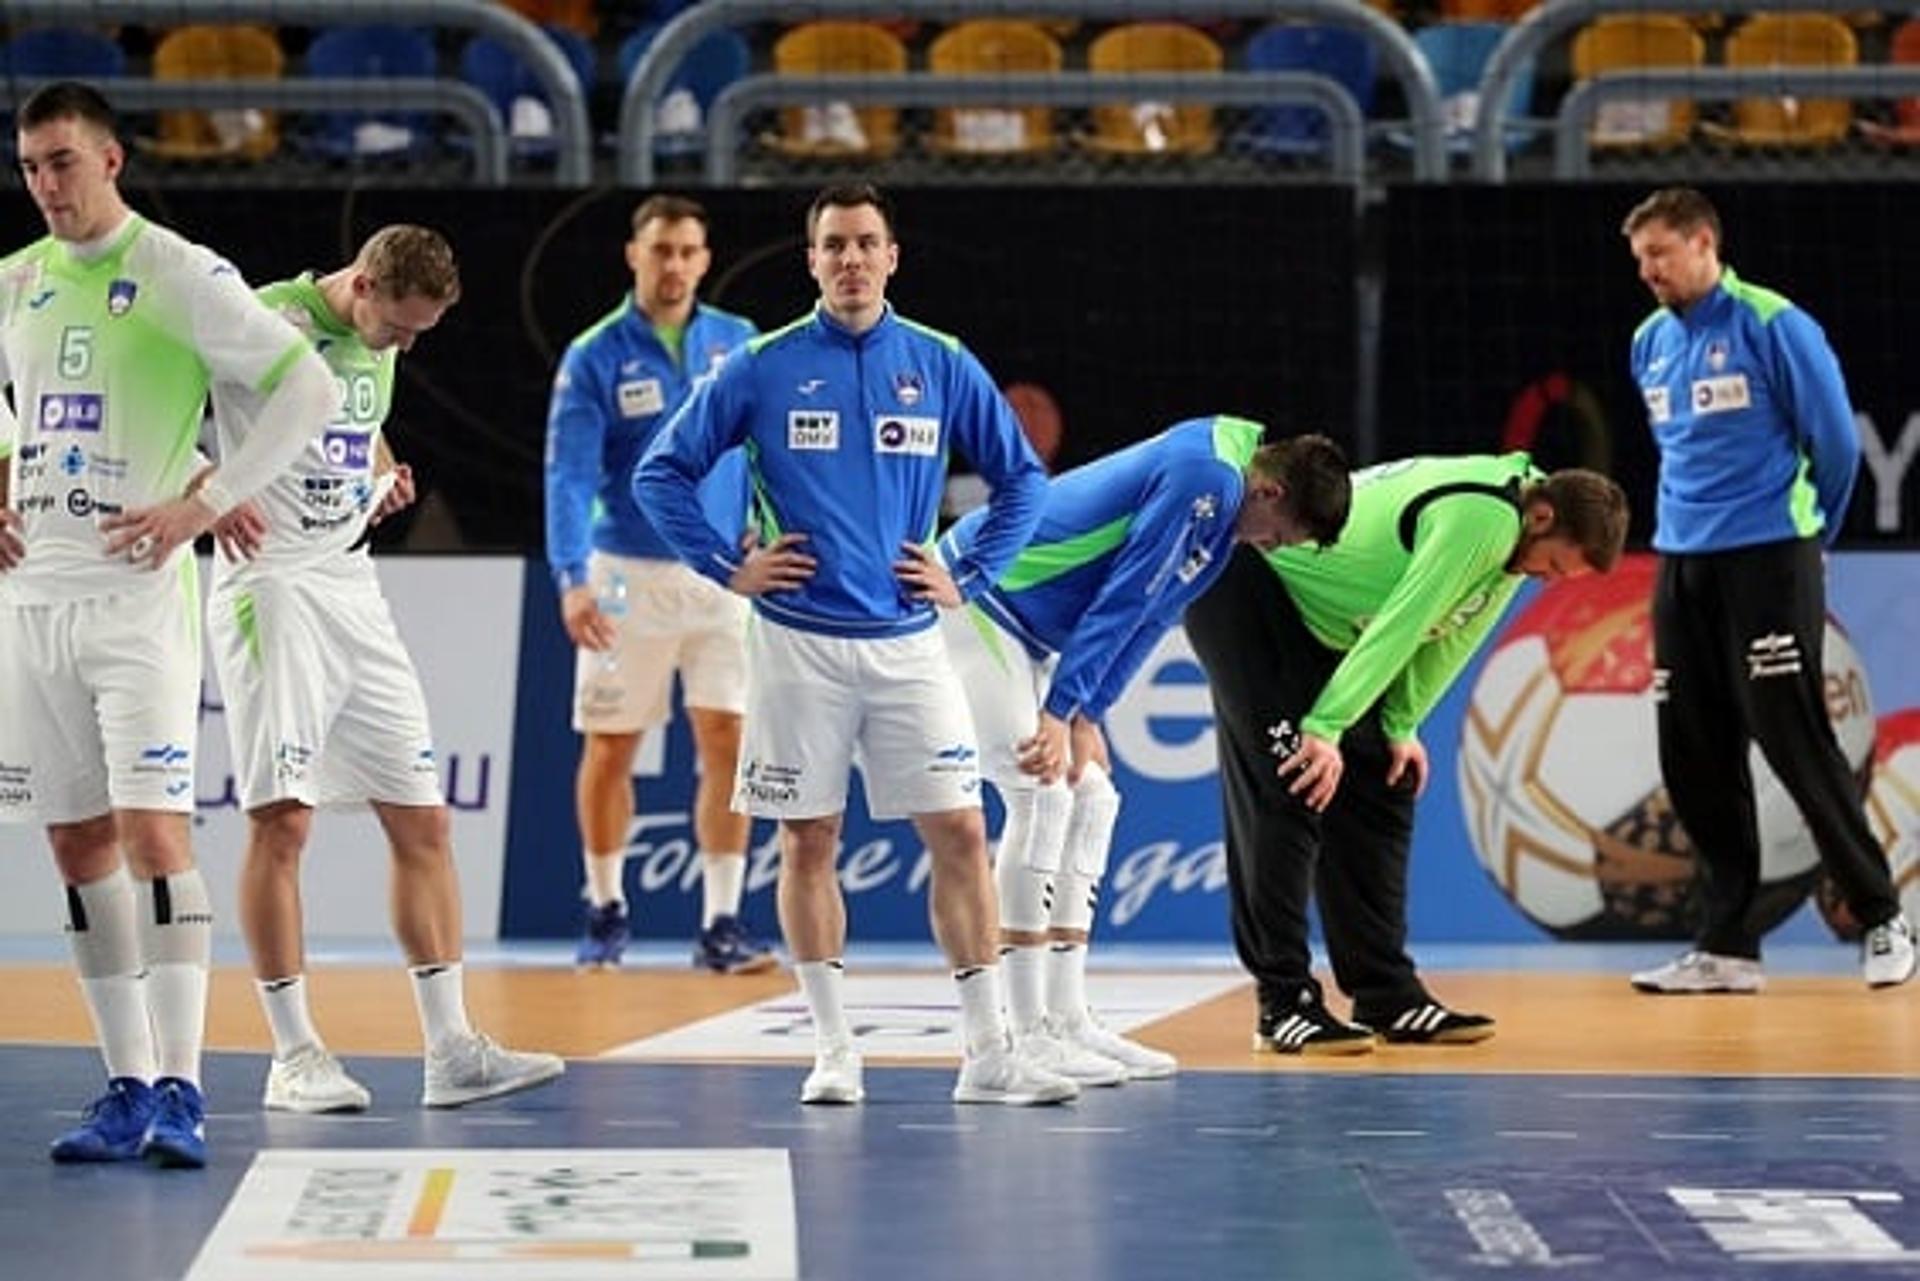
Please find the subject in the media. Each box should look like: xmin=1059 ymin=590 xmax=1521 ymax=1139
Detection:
xmin=410 ymin=962 xmax=474 ymax=1052
xmin=137 ymin=870 xmax=212 ymax=1086
xmin=1000 ymin=944 xmax=1048 ymax=1033
xmin=954 ymin=964 xmax=1010 ymax=1056
xmin=701 ymin=851 xmax=746 ymax=928
xmin=794 ymin=959 xmax=852 ymax=1046
xmin=1046 ymin=941 xmax=1090 ymax=1025
xmin=64 ymin=867 xmax=156 ymax=1081
xmin=583 ymin=848 xmax=625 ymax=908
xmin=257 ymin=974 xmax=324 ymax=1058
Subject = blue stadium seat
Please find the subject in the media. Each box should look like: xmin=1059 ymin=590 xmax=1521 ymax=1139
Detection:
xmin=1237 ymin=22 xmax=1377 ymax=157
xmin=302 ymin=25 xmax=437 ymax=159
xmin=617 ymin=23 xmax=752 ymax=156
xmin=459 ymin=24 xmax=596 ymax=159
xmin=0 ymin=26 xmax=126 ymax=80
xmin=1393 ymin=22 xmax=1535 ymax=155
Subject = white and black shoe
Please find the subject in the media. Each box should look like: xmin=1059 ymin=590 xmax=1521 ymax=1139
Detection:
xmin=1360 ymin=1000 xmax=1495 ymax=1045
xmin=1630 ymin=950 xmax=1764 ymax=994
xmin=1863 ymin=913 xmax=1917 ymax=989
xmin=1254 ymin=991 xmax=1374 ymax=1056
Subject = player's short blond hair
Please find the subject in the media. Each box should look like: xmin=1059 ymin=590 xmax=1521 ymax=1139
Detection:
xmin=357 ymin=224 xmax=461 ymax=305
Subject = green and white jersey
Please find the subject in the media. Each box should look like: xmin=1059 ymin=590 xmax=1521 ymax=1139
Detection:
xmin=1265 ymin=452 xmax=1540 ymax=743
xmin=211 ymin=272 xmax=395 ymax=586
xmin=0 ymin=214 xmax=308 ymax=604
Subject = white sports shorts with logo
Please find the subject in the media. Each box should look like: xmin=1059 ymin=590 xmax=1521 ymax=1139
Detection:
xmin=209 ymin=572 xmax=442 ymax=812
xmin=937 ymin=602 xmax=1058 ymax=793
xmin=0 ymin=561 xmax=201 ymax=824
xmin=574 ymin=553 xmax=748 ymax=734
xmin=736 ymin=614 xmax=981 ymax=821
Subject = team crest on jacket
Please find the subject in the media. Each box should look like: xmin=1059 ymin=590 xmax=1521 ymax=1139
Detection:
xmin=106 ymin=279 xmax=138 ymax=316
xmin=1706 ymin=338 xmax=1730 ymax=371
xmin=893 ymin=371 xmax=923 ymax=406
xmin=1192 ymin=493 xmax=1218 ymax=520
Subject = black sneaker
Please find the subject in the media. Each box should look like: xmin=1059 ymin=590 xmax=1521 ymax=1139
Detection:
xmin=1253 ymin=991 xmax=1375 ymax=1056
xmin=1361 ymin=1000 xmax=1496 ymax=1045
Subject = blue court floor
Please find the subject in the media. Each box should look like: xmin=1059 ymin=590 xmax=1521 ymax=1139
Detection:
xmin=5 ymin=1042 xmax=1920 ymax=1281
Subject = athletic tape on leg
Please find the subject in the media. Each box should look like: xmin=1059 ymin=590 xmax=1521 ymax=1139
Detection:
xmin=66 ymin=865 xmax=143 ymax=978
xmin=1064 ymin=763 xmax=1121 ymax=878
xmin=137 ymin=869 xmax=214 ymax=967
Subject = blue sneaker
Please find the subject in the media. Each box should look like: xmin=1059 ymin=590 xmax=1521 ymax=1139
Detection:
xmin=50 ymin=1077 xmax=156 ymax=1163
xmin=693 ymin=915 xmax=778 ymax=974
xmin=576 ymin=901 xmax=629 ymax=970
xmin=140 ymin=1077 xmax=206 ymax=1169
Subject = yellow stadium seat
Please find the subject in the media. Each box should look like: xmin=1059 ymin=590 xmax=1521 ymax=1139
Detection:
xmin=769 ymin=21 xmax=907 ymax=159
xmin=149 ymin=25 xmax=285 ymax=161
xmin=927 ymin=20 xmax=1063 ymax=156
xmin=1571 ymin=15 xmax=1705 ymax=148
xmin=1710 ymin=13 xmax=1857 ymax=146
xmin=1084 ymin=22 xmax=1223 ymax=156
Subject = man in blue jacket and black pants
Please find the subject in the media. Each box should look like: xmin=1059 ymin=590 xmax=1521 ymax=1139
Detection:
xmin=1622 ymin=186 xmax=1914 ymax=992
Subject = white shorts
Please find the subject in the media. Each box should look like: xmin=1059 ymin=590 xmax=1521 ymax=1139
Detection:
xmin=0 ymin=563 xmax=201 ymax=824
xmin=573 ymin=553 xmax=749 ymax=734
xmin=938 ymin=603 xmax=1056 ymax=793
xmin=735 ymin=615 xmax=981 ymax=821
xmin=209 ymin=573 xmax=442 ymax=813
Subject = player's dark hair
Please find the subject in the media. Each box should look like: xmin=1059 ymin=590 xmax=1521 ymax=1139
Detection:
xmin=631 ymin=194 xmax=709 ymax=238
xmin=1254 ymin=434 xmax=1351 ymax=547
xmin=1621 ymin=187 xmax=1722 ymax=251
xmin=18 ymin=80 xmax=118 ymax=139
xmin=807 ymin=183 xmax=895 ymax=243
xmin=1529 ymin=470 xmax=1630 ymax=572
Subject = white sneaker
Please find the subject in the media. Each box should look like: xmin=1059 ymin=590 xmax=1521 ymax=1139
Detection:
xmin=953 ymin=1037 xmax=1079 ymax=1106
xmin=1863 ymin=913 xmax=1918 ymax=989
xmin=1053 ymin=1011 xmax=1178 ymax=1080
xmin=1015 ymin=1023 xmax=1126 ymax=1087
xmin=264 ymin=1045 xmax=373 ymax=1113
xmin=800 ymin=1042 xmax=864 ymax=1105
xmin=423 ymin=1032 xmax=565 ymax=1108
xmin=1630 ymin=950 xmax=1764 ymax=994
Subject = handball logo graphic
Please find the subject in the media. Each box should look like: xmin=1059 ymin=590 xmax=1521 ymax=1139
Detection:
xmin=1457 ymin=555 xmax=1876 ymax=939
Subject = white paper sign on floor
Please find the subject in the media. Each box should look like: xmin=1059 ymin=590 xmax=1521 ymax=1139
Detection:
xmin=602 ymin=972 xmax=1241 ymax=1061
xmin=186 ymin=1149 xmax=796 ymax=1281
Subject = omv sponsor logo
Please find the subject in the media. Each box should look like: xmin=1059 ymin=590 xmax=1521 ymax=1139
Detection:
xmin=38 ymin=392 xmax=104 ymax=432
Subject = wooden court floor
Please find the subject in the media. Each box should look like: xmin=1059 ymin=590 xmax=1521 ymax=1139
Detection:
xmin=2 ymin=965 xmax=1914 ymax=1076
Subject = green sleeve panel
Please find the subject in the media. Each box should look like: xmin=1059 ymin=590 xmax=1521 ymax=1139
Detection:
xmin=1378 ymin=571 xmax=1523 ymax=740
xmin=1300 ymin=493 xmax=1519 ymax=741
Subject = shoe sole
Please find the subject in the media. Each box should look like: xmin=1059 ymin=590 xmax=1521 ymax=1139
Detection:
xmin=423 ymin=1059 xmax=566 ymax=1109
xmin=1630 ymin=982 xmax=1763 ymax=995
xmin=142 ymin=1141 xmax=206 ymax=1170
xmin=1380 ymin=1025 xmax=1497 ymax=1046
xmin=695 ymin=953 xmax=780 ymax=976
xmin=1867 ymin=964 xmax=1917 ymax=989
xmin=1119 ymin=1061 xmax=1179 ymax=1080
xmin=800 ymin=1088 xmax=865 ymax=1105
xmin=50 ymin=1143 xmax=143 ymax=1164
xmin=952 ymin=1087 xmax=1077 ymax=1105
xmin=1252 ymin=1033 xmax=1376 ymax=1056
xmin=265 ymin=1095 xmax=372 ymax=1114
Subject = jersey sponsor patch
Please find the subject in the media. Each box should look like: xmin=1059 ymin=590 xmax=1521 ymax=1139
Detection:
xmin=322 ymin=430 xmax=373 ymax=470
xmin=617 ymin=377 xmax=665 ymax=418
xmin=1643 ymin=385 xmax=1671 ymax=424
xmin=788 ymin=410 xmax=840 ymax=450
xmin=874 ymin=415 xmax=939 ymax=457
xmin=37 ymin=392 xmax=104 ymax=432
xmin=1691 ymin=373 xmax=1751 ymax=415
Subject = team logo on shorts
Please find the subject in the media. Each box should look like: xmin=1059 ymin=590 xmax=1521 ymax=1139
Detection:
xmin=739 ymin=759 xmax=802 ymax=804
xmin=274 ymin=741 xmax=313 ymax=784
xmin=928 ymin=743 xmax=978 ymax=775
xmin=874 ymin=416 xmax=939 ymax=457
xmin=106 ymin=278 xmax=138 ymax=316
xmin=893 ymin=371 xmax=924 ymax=406
xmin=0 ymin=761 xmax=32 ymax=809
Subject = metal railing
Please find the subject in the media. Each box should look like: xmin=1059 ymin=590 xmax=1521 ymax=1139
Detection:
xmin=1473 ymin=0 xmax=1874 ymax=180
xmin=700 ymin=71 xmax=1371 ymax=183
xmin=621 ymin=0 xmax=1446 ymax=184
xmin=0 ymin=0 xmax=589 ymax=184
xmin=1554 ymin=67 xmax=1920 ymax=178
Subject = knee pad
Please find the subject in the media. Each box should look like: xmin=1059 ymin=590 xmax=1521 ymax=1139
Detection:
xmin=137 ymin=869 xmax=213 ymax=967
xmin=1063 ymin=763 xmax=1121 ymax=879
xmin=999 ymin=781 xmax=1074 ymax=875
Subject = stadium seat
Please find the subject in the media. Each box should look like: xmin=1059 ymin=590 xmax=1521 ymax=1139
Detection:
xmin=1860 ymin=16 xmax=1920 ymax=144
xmin=1570 ymin=15 xmax=1705 ymax=149
xmin=1236 ymin=22 xmax=1377 ymax=157
xmin=1084 ymin=22 xmax=1223 ymax=156
xmin=148 ymin=25 xmax=286 ymax=161
xmin=302 ymin=25 xmax=437 ymax=159
xmin=0 ymin=26 xmax=126 ymax=80
xmin=926 ymin=20 xmax=1063 ymax=156
xmin=1440 ymin=0 xmax=1542 ymax=21
xmin=768 ymin=22 xmax=907 ymax=159
xmin=1709 ymin=13 xmax=1856 ymax=146
xmin=617 ymin=23 xmax=751 ymax=157
xmin=459 ymin=24 xmax=597 ymax=159
xmin=1397 ymin=22 xmax=1536 ymax=155
xmin=498 ymin=0 xmax=597 ymax=38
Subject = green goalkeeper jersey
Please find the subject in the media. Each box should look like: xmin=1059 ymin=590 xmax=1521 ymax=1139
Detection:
xmin=1264 ymin=452 xmax=1542 ymax=743
xmin=0 ymin=214 xmax=307 ymax=603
